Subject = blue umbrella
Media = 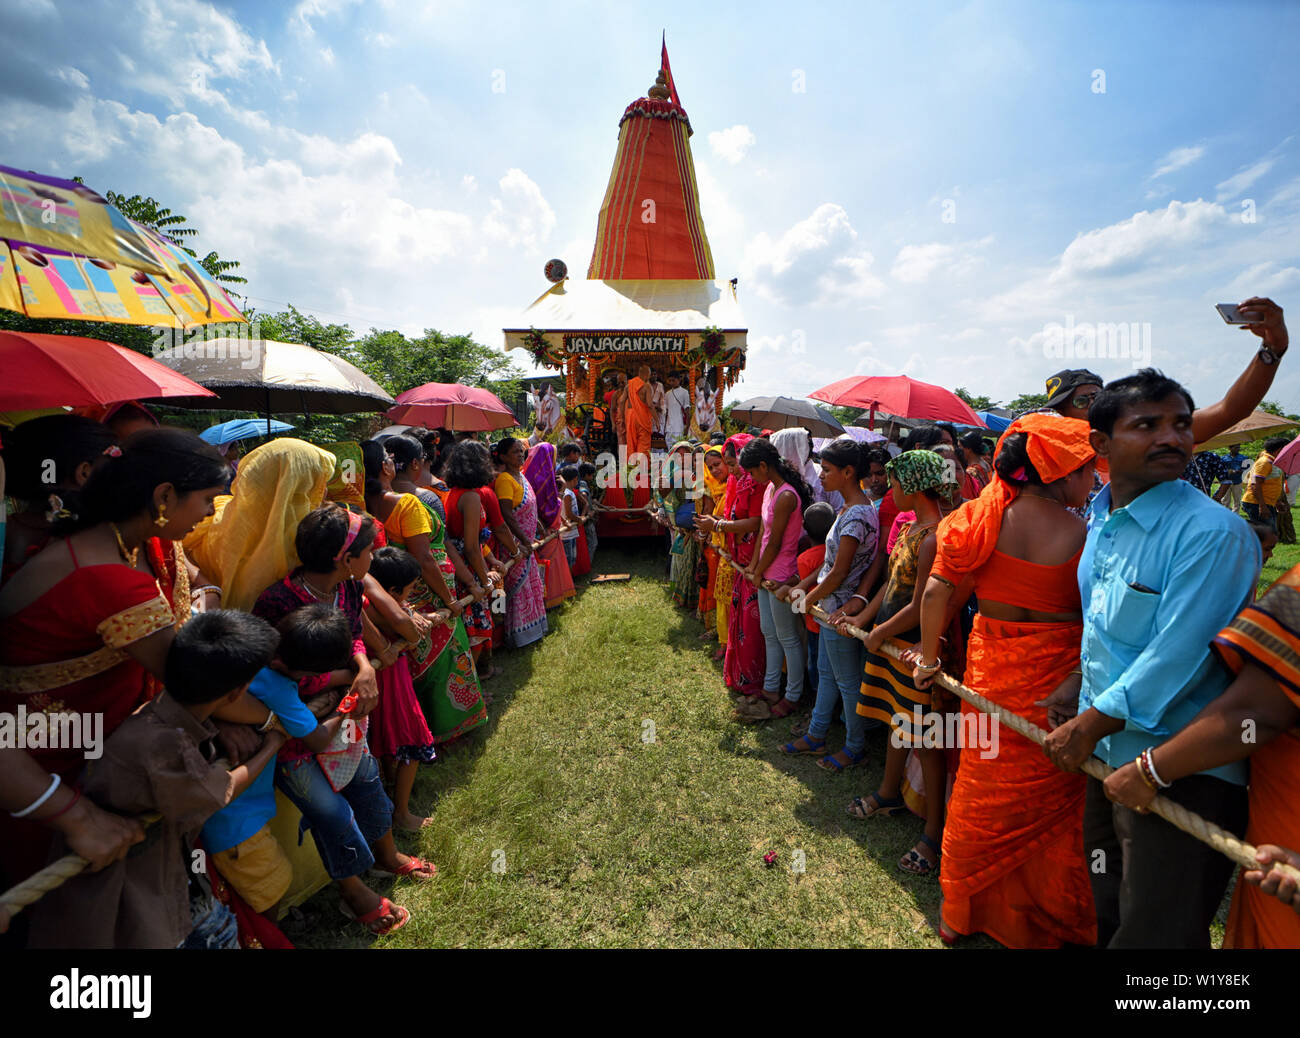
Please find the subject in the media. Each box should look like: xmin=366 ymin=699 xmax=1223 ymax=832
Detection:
xmin=977 ymin=411 xmax=1012 ymax=433
xmin=199 ymin=418 xmax=294 ymax=445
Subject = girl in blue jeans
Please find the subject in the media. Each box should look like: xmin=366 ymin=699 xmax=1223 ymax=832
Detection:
xmin=735 ymin=439 xmax=813 ymax=720
xmin=777 ymin=439 xmax=887 ymax=769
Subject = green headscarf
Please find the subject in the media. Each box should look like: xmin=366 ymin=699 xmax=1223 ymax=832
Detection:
xmin=886 ymin=449 xmax=948 ymax=496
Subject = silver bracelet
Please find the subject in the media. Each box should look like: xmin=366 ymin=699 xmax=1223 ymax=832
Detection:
xmin=257 ymin=710 xmax=279 ymax=733
xmin=11 ymin=772 xmax=61 ymax=818
xmin=1145 ymin=747 xmax=1172 ymax=789
xmin=847 ymin=594 xmax=868 ymax=605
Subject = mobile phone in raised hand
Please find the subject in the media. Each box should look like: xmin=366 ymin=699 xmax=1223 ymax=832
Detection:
xmin=1217 ymin=303 xmax=1257 ymax=325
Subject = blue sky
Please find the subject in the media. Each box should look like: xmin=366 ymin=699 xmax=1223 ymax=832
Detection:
xmin=2 ymin=0 xmax=1298 ymax=408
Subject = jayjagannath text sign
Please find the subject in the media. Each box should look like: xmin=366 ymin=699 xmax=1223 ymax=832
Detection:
xmin=564 ymin=333 xmax=689 ymax=354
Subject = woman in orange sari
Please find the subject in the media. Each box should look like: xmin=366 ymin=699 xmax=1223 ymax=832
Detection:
xmin=912 ymin=413 xmax=1098 ymax=947
xmin=1103 ymin=565 xmax=1300 ymax=948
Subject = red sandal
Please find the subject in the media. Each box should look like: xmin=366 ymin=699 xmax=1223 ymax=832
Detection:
xmin=354 ymin=897 xmax=410 ymax=936
xmin=373 ymin=856 xmax=437 ymax=881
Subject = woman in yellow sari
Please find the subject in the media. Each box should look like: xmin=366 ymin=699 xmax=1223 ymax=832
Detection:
xmin=184 ymin=438 xmax=338 ymax=612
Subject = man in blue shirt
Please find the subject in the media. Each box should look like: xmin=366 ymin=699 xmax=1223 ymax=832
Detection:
xmin=1043 ymin=369 xmax=1257 ymax=948
xmin=1214 ymin=445 xmax=1251 ymax=511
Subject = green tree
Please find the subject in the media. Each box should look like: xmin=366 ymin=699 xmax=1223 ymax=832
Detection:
xmin=1259 ymin=400 xmax=1300 ymax=422
xmin=955 ymin=387 xmax=996 ymax=411
xmin=1008 ymin=392 xmax=1049 ymax=413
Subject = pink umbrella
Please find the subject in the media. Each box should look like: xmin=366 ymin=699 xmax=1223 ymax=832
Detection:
xmin=1272 ymin=433 xmax=1300 ymax=475
xmin=387 ymin=382 xmax=517 ymax=432
xmin=810 ymin=375 xmax=984 ymax=428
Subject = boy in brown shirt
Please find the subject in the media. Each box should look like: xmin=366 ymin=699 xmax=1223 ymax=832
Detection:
xmin=28 ymin=611 xmax=285 ymax=949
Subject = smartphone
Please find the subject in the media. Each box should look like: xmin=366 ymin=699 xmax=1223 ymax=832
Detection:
xmin=1216 ymin=303 xmax=1257 ymax=325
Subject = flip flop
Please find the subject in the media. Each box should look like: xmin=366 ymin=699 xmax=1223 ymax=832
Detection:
xmin=846 ymin=792 xmax=906 ymax=819
xmin=341 ymin=896 xmax=411 ymax=936
xmin=371 ymin=856 xmax=437 ymax=881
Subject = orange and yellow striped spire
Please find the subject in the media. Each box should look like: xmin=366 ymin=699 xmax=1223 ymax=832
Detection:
xmin=586 ymin=41 xmax=716 ymax=281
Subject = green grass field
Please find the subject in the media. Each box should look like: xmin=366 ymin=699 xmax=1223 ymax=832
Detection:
xmin=287 ymin=538 xmax=991 ymax=949
xmin=288 ymin=498 xmax=1287 ymax=949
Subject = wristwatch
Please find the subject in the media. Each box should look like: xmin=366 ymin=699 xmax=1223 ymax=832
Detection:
xmin=1259 ymin=347 xmax=1279 ymax=365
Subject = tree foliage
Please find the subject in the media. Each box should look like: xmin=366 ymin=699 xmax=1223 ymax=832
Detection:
xmin=1007 ymin=392 xmax=1049 ymax=413
xmin=954 ymin=387 xmax=997 ymax=411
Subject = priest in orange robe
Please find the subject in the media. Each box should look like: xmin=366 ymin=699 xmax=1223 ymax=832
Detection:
xmin=625 ymin=363 xmax=654 ymax=462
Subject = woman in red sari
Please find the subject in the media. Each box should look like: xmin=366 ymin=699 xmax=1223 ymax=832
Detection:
xmin=698 ymin=434 xmax=765 ymax=699
xmin=0 ymin=429 xmax=234 ymax=896
xmin=912 ymin=413 xmax=1098 ymax=947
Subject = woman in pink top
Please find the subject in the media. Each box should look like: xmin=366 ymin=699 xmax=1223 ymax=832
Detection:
xmin=736 ymin=438 xmax=812 ymax=720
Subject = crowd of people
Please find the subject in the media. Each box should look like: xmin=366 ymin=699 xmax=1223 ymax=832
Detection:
xmin=652 ymin=296 xmax=1300 ymax=949
xmin=1 ymin=295 xmax=1298 ymax=950
xmin=0 ymin=417 xmax=604 ymax=947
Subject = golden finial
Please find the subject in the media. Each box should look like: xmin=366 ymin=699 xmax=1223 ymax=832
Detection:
xmin=648 ymin=70 xmax=670 ymax=100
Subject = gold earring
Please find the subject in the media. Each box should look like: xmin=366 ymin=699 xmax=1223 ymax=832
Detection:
xmin=154 ymin=504 xmax=168 ymax=528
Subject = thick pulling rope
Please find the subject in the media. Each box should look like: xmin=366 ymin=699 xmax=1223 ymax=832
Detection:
xmin=0 ymin=810 xmax=164 ymax=918
xmin=0 ymin=521 xmax=595 ymax=919
xmin=713 ymin=544 xmax=1300 ymax=887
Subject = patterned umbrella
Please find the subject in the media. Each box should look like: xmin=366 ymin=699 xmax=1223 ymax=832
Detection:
xmin=0 ymin=219 xmax=246 ymax=328
xmin=0 ymin=165 xmax=167 ymax=274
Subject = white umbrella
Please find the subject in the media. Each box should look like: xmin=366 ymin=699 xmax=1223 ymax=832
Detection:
xmin=153 ymin=337 xmax=393 ymax=414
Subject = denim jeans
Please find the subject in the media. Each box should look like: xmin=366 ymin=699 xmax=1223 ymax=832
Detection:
xmin=807 ymin=622 xmax=868 ymax=754
xmin=757 ymin=587 xmax=805 ymax=701
xmin=181 ymin=893 xmax=239 ymax=949
xmin=275 ymin=751 xmax=393 ymax=880
xmin=563 ymin=536 xmax=578 ymax=568
xmin=806 ymin=628 xmax=820 ymax=697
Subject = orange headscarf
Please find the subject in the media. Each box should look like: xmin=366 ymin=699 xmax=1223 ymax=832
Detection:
xmin=935 ymin=412 xmax=1095 ymax=577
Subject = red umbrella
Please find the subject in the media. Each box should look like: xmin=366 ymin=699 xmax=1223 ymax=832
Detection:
xmin=0 ymin=330 xmax=216 ymax=410
xmin=809 ymin=375 xmax=985 ymax=428
xmin=387 ymin=382 xmax=516 ymax=432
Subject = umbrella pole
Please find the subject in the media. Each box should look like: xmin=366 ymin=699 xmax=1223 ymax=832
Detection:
xmin=265 ymin=388 xmax=271 ymax=437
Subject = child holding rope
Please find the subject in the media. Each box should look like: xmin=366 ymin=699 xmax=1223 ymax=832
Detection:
xmin=364 ymin=547 xmax=437 ymax=833
xmin=27 ymin=610 xmax=287 ymax=949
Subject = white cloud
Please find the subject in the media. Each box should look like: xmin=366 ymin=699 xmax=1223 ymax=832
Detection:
xmin=1225 ymin=261 xmax=1300 ymax=299
xmin=290 ymin=0 xmax=363 ymax=37
xmin=319 ymin=46 xmax=336 ymax=66
xmin=708 ymin=124 xmax=756 ymax=165
xmin=482 ymin=168 xmax=556 ymax=250
xmin=1216 ymin=158 xmax=1275 ymax=201
xmin=55 ymin=66 xmax=89 ymax=90
xmin=743 ymin=203 xmax=884 ymax=305
xmin=1052 ymin=199 xmax=1231 ymax=280
xmin=890 ymin=237 xmax=991 ymax=283
xmin=1150 ymin=145 xmax=1204 ymax=180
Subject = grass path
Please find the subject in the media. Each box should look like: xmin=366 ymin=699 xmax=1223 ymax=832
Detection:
xmin=291 ymin=539 xmax=988 ymax=949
